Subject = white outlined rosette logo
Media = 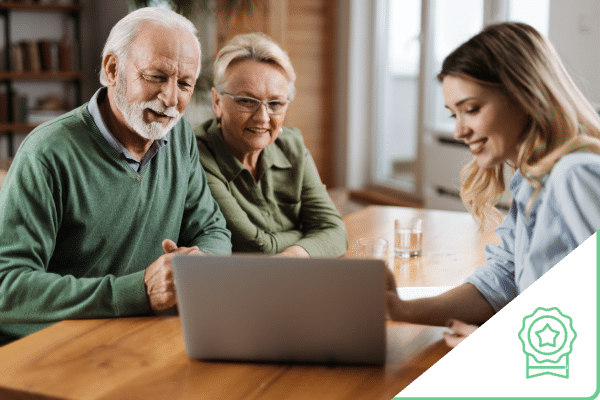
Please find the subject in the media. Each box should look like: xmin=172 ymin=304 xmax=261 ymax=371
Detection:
xmin=518 ymin=307 xmax=577 ymax=378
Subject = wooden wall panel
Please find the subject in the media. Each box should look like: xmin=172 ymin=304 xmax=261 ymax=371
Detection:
xmin=216 ymin=0 xmax=337 ymax=187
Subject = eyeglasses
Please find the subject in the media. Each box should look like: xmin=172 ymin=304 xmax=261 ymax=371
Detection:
xmin=220 ymin=92 xmax=290 ymax=115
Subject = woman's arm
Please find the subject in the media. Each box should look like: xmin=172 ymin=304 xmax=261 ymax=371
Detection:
xmin=276 ymin=245 xmax=310 ymax=257
xmin=293 ymin=148 xmax=349 ymax=257
xmin=202 ymin=169 xmax=304 ymax=253
xmin=523 ymin=154 xmax=600 ymax=284
xmin=385 ymin=267 xmax=495 ymax=326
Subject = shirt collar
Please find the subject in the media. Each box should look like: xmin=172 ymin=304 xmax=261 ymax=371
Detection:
xmin=260 ymin=133 xmax=293 ymax=171
xmin=87 ymin=87 xmax=168 ymax=155
xmin=205 ymin=119 xmax=292 ymax=181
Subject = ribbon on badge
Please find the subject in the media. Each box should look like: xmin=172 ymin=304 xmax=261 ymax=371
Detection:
xmin=518 ymin=307 xmax=577 ymax=378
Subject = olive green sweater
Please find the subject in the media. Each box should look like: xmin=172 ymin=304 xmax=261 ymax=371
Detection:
xmin=195 ymin=118 xmax=347 ymax=256
xmin=0 ymin=105 xmax=231 ymax=342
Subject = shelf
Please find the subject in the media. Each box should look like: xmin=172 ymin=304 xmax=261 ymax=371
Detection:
xmin=0 ymin=71 xmax=83 ymax=81
xmin=0 ymin=123 xmax=39 ymax=132
xmin=0 ymin=1 xmax=82 ymax=157
xmin=0 ymin=2 xmax=82 ymax=12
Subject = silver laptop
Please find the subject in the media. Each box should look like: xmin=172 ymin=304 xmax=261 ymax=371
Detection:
xmin=172 ymin=254 xmax=386 ymax=365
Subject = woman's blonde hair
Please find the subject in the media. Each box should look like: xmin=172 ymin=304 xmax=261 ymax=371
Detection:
xmin=213 ymin=32 xmax=296 ymax=100
xmin=437 ymin=22 xmax=600 ymax=227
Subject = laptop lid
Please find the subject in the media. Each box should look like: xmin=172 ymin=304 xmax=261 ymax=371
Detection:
xmin=172 ymin=254 xmax=386 ymax=365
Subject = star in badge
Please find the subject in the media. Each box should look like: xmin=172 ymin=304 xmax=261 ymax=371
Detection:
xmin=536 ymin=323 xmax=559 ymax=347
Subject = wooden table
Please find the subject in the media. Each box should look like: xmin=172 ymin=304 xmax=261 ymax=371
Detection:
xmin=0 ymin=206 xmax=498 ymax=400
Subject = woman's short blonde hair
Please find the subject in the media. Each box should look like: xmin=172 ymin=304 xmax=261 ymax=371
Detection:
xmin=438 ymin=22 xmax=600 ymax=227
xmin=213 ymin=33 xmax=296 ymax=100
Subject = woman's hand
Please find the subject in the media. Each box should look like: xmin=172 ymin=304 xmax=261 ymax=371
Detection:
xmin=384 ymin=267 xmax=404 ymax=321
xmin=443 ymin=319 xmax=478 ymax=348
xmin=275 ymin=245 xmax=310 ymax=258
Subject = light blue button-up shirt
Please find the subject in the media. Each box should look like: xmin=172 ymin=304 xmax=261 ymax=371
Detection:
xmin=466 ymin=152 xmax=600 ymax=311
xmin=87 ymin=88 xmax=167 ymax=172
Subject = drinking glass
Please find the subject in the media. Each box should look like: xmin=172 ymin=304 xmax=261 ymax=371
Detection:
xmin=356 ymin=238 xmax=389 ymax=266
xmin=394 ymin=218 xmax=422 ymax=258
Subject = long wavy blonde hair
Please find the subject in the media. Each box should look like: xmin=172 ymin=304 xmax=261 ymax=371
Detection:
xmin=437 ymin=22 xmax=600 ymax=227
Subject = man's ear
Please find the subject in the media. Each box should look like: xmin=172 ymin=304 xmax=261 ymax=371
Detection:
xmin=212 ymin=87 xmax=223 ymax=119
xmin=103 ymin=53 xmax=119 ymax=87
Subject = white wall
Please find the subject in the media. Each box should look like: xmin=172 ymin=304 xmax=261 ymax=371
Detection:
xmin=548 ymin=0 xmax=600 ymax=109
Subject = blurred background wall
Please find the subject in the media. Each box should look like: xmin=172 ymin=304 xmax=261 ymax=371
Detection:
xmin=3 ymin=0 xmax=599 ymax=211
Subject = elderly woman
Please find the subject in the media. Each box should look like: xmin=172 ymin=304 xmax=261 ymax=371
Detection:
xmin=194 ymin=33 xmax=348 ymax=257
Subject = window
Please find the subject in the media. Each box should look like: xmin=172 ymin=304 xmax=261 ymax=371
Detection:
xmin=508 ymin=0 xmax=550 ymax=35
xmin=388 ymin=0 xmax=421 ymax=77
xmin=370 ymin=0 xmax=550 ymax=203
xmin=373 ymin=0 xmax=422 ymax=193
xmin=430 ymin=0 xmax=484 ymax=132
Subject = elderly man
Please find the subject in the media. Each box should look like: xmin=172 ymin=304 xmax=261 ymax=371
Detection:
xmin=0 ymin=8 xmax=231 ymax=345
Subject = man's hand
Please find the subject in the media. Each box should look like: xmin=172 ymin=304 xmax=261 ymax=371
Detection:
xmin=144 ymin=239 xmax=203 ymax=312
xmin=443 ymin=319 xmax=478 ymax=348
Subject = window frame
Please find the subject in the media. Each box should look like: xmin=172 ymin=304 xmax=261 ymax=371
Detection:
xmin=364 ymin=0 xmax=542 ymax=201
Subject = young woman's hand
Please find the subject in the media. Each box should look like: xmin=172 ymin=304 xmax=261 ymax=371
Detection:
xmin=384 ymin=267 xmax=404 ymax=321
xmin=443 ymin=319 xmax=478 ymax=348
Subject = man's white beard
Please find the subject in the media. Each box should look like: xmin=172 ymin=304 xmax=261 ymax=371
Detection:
xmin=114 ymin=73 xmax=182 ymax=141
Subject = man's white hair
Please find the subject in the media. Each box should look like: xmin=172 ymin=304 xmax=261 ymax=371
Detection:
xmin=99 ymin=7 xmax=201 ymax=86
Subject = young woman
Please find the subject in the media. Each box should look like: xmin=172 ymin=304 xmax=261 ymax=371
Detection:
xmin=385 ymin=22 xmax=600 ymax=347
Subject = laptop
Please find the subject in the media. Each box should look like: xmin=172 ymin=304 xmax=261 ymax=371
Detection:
xmin=172 ymin=254 xmax=386 ymax=365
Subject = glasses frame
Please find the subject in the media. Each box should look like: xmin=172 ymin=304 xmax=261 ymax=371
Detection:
xmin=220 ymin=92 xmax=290 ymax=115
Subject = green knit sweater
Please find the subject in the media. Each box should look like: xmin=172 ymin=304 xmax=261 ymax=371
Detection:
xmin=0 ymin=105 xmax=231 ymax=342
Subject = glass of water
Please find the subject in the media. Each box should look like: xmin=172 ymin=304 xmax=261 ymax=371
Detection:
xmin=356 ymin=238 xmax=389 ymax=267
xmin=394 ymin=218 xmax=422 ymax=258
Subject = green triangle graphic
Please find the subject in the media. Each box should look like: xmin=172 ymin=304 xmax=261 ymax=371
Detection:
xmin=394 ymin=233 xmax=600 ymax=399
